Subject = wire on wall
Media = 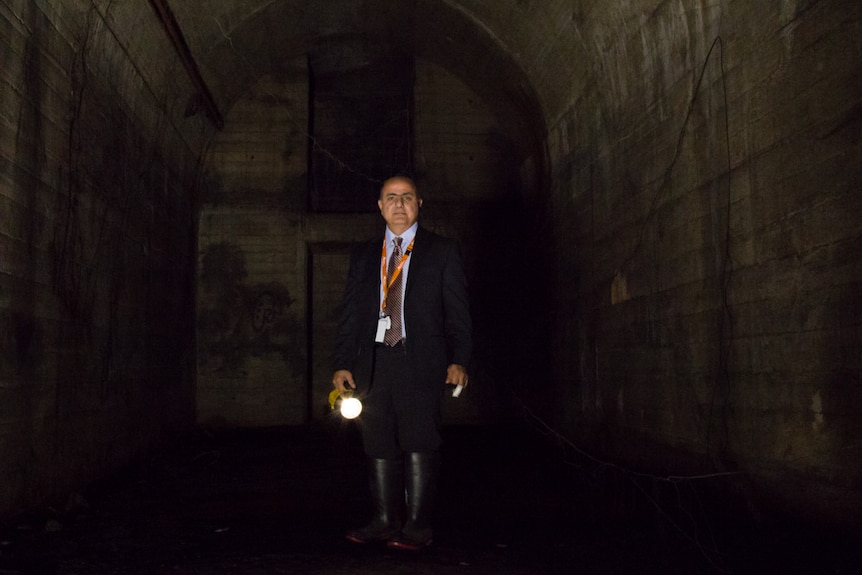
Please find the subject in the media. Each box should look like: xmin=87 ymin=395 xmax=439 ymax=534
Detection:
xmin=207 ymin=14 xmax=399 ymax=187
xmin=494 ymin=33 xmax=740 ymax=574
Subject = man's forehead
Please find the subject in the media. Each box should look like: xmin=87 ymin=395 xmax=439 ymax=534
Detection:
xmin=381 ymin=180 xmax=417 ymax=196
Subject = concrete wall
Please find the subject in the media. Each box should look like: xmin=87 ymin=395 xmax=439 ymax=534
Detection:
xmin=0 ymin=0 xmax=204 ymax=520
xmin=196 ymin=69 xmax=310 ymax=428
xmin=527 ymin=0 xmax=862 ymax=523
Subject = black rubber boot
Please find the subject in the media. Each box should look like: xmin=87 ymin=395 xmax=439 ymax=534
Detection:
xmin=387 ymin=451 xmax=439 ymax=550
xmin=346 ymin=457 xmax=403 ymax=543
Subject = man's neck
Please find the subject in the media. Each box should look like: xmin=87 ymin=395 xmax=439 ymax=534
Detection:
xmin=387 ymin=223 xmax=418 ymax=237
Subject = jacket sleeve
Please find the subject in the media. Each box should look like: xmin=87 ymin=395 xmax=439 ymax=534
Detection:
xmin=333 ymin=242 xmax=368 ymax=372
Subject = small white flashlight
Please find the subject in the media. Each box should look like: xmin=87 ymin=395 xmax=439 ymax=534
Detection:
xmin=340 ymin=397 xmax=363 ymax=419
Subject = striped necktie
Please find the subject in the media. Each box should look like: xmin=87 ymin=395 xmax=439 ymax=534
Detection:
xmin=384 ymin=237 xmax=403 ymax=346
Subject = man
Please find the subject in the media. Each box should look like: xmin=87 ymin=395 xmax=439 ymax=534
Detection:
xmin=332 ymin=176 xmax=472 ymax=550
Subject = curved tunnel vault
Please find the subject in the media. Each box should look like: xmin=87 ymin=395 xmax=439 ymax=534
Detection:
xmin=188 ymin=0 xmax=550 ymax=427
xmin=172 ymin=0 xmax=548 ymax=168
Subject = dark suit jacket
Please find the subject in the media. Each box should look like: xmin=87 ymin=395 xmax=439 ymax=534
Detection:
xmin=334 ymin=226 xmax=472 ymax=391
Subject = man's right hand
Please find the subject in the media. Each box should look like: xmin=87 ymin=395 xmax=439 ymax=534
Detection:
xmin=332 ymin=370 xmax=356 ymax=393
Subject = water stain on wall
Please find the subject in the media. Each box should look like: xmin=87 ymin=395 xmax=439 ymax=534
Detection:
xmin=198 ymin=242 xmax=302 ymax=374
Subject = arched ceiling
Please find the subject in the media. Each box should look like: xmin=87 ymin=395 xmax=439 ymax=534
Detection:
xmin=155 ymin=0 xmax=550 ymax=162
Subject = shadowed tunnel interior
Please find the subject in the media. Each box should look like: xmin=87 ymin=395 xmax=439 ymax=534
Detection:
xmin=1 ymin=1 xmax=861 ymax=573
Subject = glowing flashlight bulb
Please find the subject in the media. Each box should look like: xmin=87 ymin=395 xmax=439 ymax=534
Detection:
xmin=340 ymin=397 xmax=363 ymax=419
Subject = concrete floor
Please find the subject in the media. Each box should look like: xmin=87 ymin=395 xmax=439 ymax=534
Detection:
xmin=1 ymin=422 xmax=858 ymax=574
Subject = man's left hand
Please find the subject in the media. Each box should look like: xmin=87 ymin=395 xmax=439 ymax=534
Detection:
xmin=446 ymin=364 xmax=469 ymax=388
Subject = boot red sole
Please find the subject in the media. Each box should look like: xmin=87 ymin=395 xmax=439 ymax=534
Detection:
xmin=386 ymin=538 xmax=433 ymax=551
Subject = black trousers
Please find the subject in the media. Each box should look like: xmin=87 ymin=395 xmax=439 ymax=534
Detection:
xmin=360 ymin=343 xmax=443 ymax=459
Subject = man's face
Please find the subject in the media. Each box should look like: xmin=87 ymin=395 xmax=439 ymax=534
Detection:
xmin=378 ymin=178 xmax=422 ymax=233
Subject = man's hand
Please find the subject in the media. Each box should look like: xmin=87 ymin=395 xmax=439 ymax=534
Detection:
xmin=445 ymin=364 xmax=469 ymax=388
xmin=332 ymin=370 xmax=356 ymax=393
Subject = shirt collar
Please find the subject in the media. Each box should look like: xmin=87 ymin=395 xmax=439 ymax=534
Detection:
xmin=385 ymin=222 xmax=418 ymax=248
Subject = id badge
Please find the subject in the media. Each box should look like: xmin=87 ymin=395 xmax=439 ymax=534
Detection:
xmin=375 ymin=316 xmax=391 ymax=343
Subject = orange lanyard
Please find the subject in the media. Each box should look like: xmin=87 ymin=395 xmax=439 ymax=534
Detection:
xmin=380 ymin=237 xmax=414 ymax=314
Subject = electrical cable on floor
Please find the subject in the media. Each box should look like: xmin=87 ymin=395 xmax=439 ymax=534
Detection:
xmin=498 ymin=379 xmax=739 ymax=574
